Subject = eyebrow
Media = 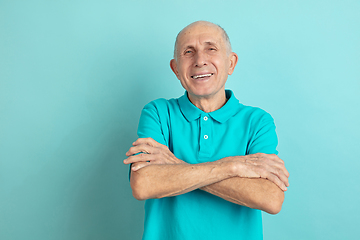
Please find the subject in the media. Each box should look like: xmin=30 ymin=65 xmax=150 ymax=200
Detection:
xmin=204 ymin=41 xmax=217 ymax=46
xmin=182 ymin=41 xmax=218 ymax=51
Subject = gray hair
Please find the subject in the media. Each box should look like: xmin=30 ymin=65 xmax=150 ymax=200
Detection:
xmin=173 ymin=21 xmax=232 ymax=59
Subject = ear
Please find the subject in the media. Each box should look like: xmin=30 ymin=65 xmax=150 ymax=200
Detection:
xmin=227 ymin=52 xmax=238 ymax=75
xmin=170 ymin=59 xmax=180 ymax=80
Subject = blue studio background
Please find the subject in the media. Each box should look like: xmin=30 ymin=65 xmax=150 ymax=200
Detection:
xmin=1 ymin=0 xmax=359 ymax=239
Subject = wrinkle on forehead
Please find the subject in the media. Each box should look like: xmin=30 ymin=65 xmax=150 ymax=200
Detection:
xmin=179 ymin=22 xmax=222 ymax=43
xmin=181 ymin=40 xmax=221 ymax=54
xmin=174 ymin=21 xmax=231 ymax=59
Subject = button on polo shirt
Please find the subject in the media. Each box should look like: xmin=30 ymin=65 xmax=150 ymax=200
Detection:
xmin=199 ymin=112 xmax=211 ymax=157
xmin=135 ymin=90 xmax=278 ymax=240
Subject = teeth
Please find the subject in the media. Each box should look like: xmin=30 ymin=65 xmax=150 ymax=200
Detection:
xmin=193 ymin=73 xmax=212 ymax=79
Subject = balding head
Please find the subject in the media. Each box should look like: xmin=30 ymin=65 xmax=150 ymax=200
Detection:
xmin=173 ymin=21 xmax=232 ymax=60
xmin=169 ymin=20 xmax=238 ymax=108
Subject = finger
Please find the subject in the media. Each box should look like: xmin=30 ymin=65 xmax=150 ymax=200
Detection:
xmin=282 ymin=166 xmax=290 ymax=178
xmin=132 ymin=162 xmax=151 ymax=171
xmin=274 ymin=162 xmax=290 ymax=179
xmin=259 ymin=156 xmax=290 ymax=180
xmin=126 ymin=144 xmax=155 ymax=156
xmin=132 ymin=138 xmax=149 ymax=146
xmin=124 ymin=153 xmax=153 ymax=164
xmin=269 ymin=156 xmax=290 ymax=178
xmin=254 ymin=160 xmax=289 ymax=188
xmin=265 ymin=164 xmax=289 ymax=187
xmin=274 ymin=168 xmax=290 ymax=187
xmin=133 ymin=137 xmax=160 ymax=147
xmin=249 ymin=166 xmax=287 ymax=191
xmin=265 ymin=173 xmax=287 ymax=191
xmin=245 ymin=161 xmax=288 ymax=191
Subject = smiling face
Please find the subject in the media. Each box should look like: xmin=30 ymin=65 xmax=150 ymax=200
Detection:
xmin=170 ymin=22 xmax=238 ymax=104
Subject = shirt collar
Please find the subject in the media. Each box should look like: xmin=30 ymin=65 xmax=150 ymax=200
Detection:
xmin=178 ymin=90 xmax=241 ymax=123
xmin=178 ymin=92 xmax=203 ymax=122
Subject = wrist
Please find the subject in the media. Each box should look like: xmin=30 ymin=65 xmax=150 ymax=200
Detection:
xmin=224 ymin=156 xmax=247 ymax=177
xmin=219 ymin=160 xmax=240 ymax=178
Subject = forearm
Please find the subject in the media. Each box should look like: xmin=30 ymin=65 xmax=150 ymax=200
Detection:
xmin=130 ymin=161 xmax=236 ymax=200
xmin=125 ymin=138 xmax=288 ymax=213
xmin=200 ymin=177 xmax=284 ymax=214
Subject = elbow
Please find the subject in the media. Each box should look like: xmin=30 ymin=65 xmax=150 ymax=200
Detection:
xmin=132 ymin=189 xmax=148 ymax=201
xmin=263 ymin=189 xmax=284 ymax=215
xmin=265 ymin=203 xmax=283 ymax=215
xmin=130 ymin=171 xmax=151 ymax=201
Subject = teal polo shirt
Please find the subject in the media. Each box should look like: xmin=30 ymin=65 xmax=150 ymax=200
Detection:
xmin=136 ymin=90 xmax=278 ymax=240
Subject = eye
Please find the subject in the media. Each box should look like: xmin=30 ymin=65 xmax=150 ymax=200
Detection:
xmin=209 ymin=47 xmax=216 ymax=51
xmin=185 ymin=50 xmax=192 ymax=54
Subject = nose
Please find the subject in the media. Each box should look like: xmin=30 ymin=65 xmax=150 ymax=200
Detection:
xmin=194 ymin=51 xmax=207 ymax=67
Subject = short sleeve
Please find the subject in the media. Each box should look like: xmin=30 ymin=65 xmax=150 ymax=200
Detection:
xmin=247 ymin=111 xmax=278 ymax=155
xmin=137 ymin=100 xmax=168 ymax=146
xmin=128 ymin=100 xmax=170 ymax=180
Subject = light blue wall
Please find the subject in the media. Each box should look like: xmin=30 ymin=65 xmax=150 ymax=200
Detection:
xmin=1 ymin=1 xmax=359 ymax=239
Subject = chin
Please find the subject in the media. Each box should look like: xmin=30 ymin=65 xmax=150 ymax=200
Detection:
xmin=188 ymin=89 xmax=216 ymax=98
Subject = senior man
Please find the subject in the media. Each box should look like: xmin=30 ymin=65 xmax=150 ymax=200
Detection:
xmin=124 ymin=21 xmax=289 ymax=240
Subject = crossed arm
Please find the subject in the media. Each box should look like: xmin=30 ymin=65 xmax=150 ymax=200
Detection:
xmin=124 ymin=138 xmax=290 ymax=215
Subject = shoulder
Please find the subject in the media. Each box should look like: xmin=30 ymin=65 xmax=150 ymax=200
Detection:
xmin=143 ymin=98 xmax=179 ymax=113
xmin=235 ymin=105 xmax=279 ymax=154
xmin=144 ymin=98 xmax=172 ymax=109
xmin=141 ymin=97 xmax=180 ymax=121
xmin=236 ymin=104 xmax=275 ymax=123
xmin=227 ymin=90 xmax=274 ymax=122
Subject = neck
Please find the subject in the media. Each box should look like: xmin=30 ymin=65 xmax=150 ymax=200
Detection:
xmin=188 ymin=91 xmax=227 ymax=113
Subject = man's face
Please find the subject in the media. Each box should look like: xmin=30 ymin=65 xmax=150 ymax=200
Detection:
xmin=170 ymin=23 xmax=238 ymax=101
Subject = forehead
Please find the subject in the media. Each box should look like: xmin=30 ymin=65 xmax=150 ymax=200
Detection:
xmin=177 ymin=24 xmax=224 ymax=48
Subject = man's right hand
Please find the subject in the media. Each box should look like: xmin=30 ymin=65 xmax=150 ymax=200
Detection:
xmin=124 ymin=138 xmax=185 ymax=171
